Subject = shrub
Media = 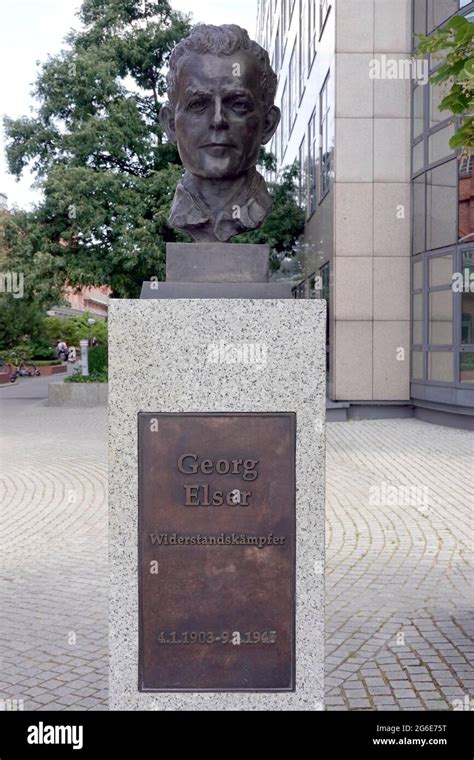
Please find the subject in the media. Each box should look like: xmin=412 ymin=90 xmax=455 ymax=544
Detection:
xmin=64 ymin=370 xmax=107 ymax=383
xmin=6 ymin=344 xmax=33 ymax=363
xmin=44 ymin=314 xmax=108 ymax=347
xmin=29 ymin=339 xmax=56 ymax=361
xmin=88 ymin=344 xmax=108 ymax=376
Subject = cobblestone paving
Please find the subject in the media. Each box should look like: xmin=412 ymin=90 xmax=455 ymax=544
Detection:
xmin=326 ymin=419 xmax=473 ymax=711
xmin=0 ymin=405 xmax=472 ymax=711
xmin=0 ymin=401 xmax=107 ymax=711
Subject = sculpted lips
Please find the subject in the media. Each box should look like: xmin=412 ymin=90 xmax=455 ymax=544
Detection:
xmin=200 ymin=142 xmax=236 ymax=154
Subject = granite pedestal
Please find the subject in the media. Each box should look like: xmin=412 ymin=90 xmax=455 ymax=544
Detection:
xmin=109 ymin=298 xmax=326 ymax=710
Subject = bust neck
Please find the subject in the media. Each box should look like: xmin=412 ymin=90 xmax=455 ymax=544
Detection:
xmin=183 ymin=169 xmax=257 ymax=212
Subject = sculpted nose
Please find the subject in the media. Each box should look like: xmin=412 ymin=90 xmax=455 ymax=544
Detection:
xmin=210 ymin=98 xmax=228 ymax=130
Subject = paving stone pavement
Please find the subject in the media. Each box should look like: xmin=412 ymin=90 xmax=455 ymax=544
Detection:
xmin=326 ymin=419 xmax=473 ymax=711
xmin=0 ymin=401 xmax=108 ymax=711
xmin=0 ymin=404 xmax=472 ymax=711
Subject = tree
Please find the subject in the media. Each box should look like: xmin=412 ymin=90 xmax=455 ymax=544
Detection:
xmin=0 ymin=209 xmax=66 ymax=349
xmin=417 ymin=14 xmax=474 ymax=150
xmin=4 ymin=2 xmax=306 ymax=294
xmin=44 ymin=313 xmax=108 ymax=346
xmin=4 ymin=0 xmax=190 ymax=298
xmin=236 ymin=160 xmax=305 ymax=270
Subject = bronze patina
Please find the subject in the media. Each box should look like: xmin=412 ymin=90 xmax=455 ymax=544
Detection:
xmin=138 ymin=413 xmax=296 ymax=691
xmin=160 ymin=25 xmax=281 ymax=243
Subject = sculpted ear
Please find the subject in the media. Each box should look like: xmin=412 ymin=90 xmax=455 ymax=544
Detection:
xmin=159 ymin=104 xmax=177 ymax=145
xmin=261 ymin=105 xmax=281 ymax=145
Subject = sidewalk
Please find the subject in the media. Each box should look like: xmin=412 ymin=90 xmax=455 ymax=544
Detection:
xmin=0 ymin=407 xmax=471 ymax=710
xmin=0 ymin=363 xmax=73 ymax=400
xmin=0 ymin=401 xmax=107 ymax=710
xmin=326 ymin=419 xmax=473 ymax=711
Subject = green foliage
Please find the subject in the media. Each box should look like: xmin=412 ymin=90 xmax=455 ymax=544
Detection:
xmin=44 ymin=313 xmax=108 ymax=346
xmin=29 ymin=339 xmax=57 ymax=360
xmin=65 ymin=369 xmax=107 ymax=383
xmin=417 ymin=14 xmax=474 ymax=150
xmin=4 ymin=4 xmax=304 ymax=294
xmin=4 ymin=0 xmax=191 ymax=298
xmin=88 ymin=343 xmax=108 ymax=375
xmin=235 ymin=162 xmax=305 ymax=263
xmin=0 ymin=208 xmax=67 ymax=350
xmin=4 ymin=344 xmax=34 ymax=364
xmin=257 ymin=148 xmax=277 ymax=173
xmin=0 ymin=297 xmax=47 ymax=349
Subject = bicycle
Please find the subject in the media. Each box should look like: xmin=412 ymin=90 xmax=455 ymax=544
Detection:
xmin=10 ymin=352 xmax=41 ymax=381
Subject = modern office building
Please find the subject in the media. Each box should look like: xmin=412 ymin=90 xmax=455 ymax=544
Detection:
xmin=256 ymin=0 xmax=474 ymax=427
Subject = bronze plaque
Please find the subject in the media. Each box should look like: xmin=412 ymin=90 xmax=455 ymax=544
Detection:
xmin=138 ymin=412 xmax=296 ymax=692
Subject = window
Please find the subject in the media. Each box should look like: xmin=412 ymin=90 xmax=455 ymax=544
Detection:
xmin=413 ymin=293 xmax=423 ymax=345
xmin=427 ymin=1 xmax=458 ymax=31
xmin=412 ymin=259 xmax=424 ymax=354
xmin=413 ymin=259 xmax=424 ymax=292
xmin=298 ymin=135 xmax=307 ymax=209
xmin=274 ymin=121 xmax=279 ymax=170
xmin=430 ymin=80 xmax=447 ymax=127
xmin=319 ymin=72 xmax=332 ymax=199
xmin=459 ymin=154 xmax=473 ymax=177
xmin=299 ymin=0 xmax=307 ymax=99
xmin=281 ymin=82 xmax=288 ymax=163
xmin=308 ymin=1 xmax=316 ymax=70
xmin=429 ymin=290 xmax=453 ymax=344
xmin=319 ymin=0 xmax=331 ymax=34
xmin=460 ymin=352 xmax=474 ymax=383
xmin=428 ymin=351 xmax=453 ymax=382
xmin=426 ymin=160 xmax=457 ymax=250
xmin=413 ymin=86 xmax=424 ymax=140
xmin=428 ymin=124 xmax=455 ymax=164
xmin=412 ymin=350 xmax=424 ymax=380
xmin=413 ymin=174 xmax=426 ymax=254
xmin=275 ymin=23 xmax=280 ymax=73
xmin=413 ymin=140 xmax=424 ymax=174
xmin=429 ymin=254 xmax=453 ymax=287
xmin=308 ymin=108 xmax=318 ymax=216
xmin=414 ymin=1 xmax=426 ymax=35
xmin=320 ymin=262 xmax=330 ymax=375
xmin=290 ymin=0 xmax=296 ymax=22
xmin=282 ymin=0 xmax=288 ymax=33
xmin=289 ymin=41 xmax=298 ymax=133
xmin=461 ymin=250 xmax=474 ymax=344
xmin=410 ymin=1 xmax=474 ymax=397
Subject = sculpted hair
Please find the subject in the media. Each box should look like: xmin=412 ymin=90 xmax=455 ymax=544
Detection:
xmin=167 ymin=24 xmax=278 ymax=110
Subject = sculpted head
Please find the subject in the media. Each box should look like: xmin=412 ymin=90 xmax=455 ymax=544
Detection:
xmin=160 ymin=24 xmax=281 ymax=181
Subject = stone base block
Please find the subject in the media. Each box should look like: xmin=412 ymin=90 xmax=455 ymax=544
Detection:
xmin=140 ymin=281 xmax=293 ymax=299
xmin=166 ymin=242 xmax=270 ymax=283
xmin=109 ymin=299 xmax=326 ymax=710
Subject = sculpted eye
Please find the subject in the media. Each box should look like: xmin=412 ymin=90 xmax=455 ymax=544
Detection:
xmin=187 ymin=99 xmax=208 ymax=112
xmin=232 ymin=100 xmax=250 ymax=113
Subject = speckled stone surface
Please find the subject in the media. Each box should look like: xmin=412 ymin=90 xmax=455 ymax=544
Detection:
xmin=109 ymin=299 xmax=326 ymax=710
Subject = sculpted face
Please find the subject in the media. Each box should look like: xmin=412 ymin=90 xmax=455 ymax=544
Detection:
xmin=163 ymin=50 xmax=280 ymax=180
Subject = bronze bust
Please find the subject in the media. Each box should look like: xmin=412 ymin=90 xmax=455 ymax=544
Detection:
xmin=160 ymin=24 xmax=281 ymax=243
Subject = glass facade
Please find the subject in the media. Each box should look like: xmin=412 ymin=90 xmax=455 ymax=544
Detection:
xmin=411 ymin=1 xmax=474 ymax=403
